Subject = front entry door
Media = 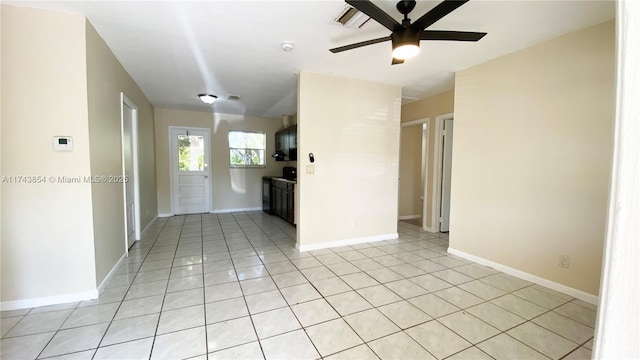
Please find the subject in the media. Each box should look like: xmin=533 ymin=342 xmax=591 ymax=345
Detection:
xmin=170 ymin=127 xmax=211 ymax=215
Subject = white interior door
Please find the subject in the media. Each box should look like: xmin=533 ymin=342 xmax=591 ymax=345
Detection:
xmin=440 ymin=119 xmax=454 ymax=232
xmin=170 ymin=127 xmax=211 ymax=215
xmin=123 ymin=102 xmax=135 ymax=248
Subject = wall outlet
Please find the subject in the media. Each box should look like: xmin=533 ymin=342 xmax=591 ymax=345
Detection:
xmin=559 ymin=255 xmax=571 ymax=269
xmin=348 ymin=219 xmax=354 ymax=229
xmin=306 ymin=165 xmax=315 ymax=174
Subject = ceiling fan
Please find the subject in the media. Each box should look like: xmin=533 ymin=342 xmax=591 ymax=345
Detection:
xmin=330 ymin=0 xmax=487 ymax=65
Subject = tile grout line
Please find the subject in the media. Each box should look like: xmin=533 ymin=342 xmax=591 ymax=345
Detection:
xmin=33 ymin=220 xmax=169 ymax=360
xmin=226 ymin=212 xmax=276 ymax=359
xmin=199 ymin=213 xmax=209 ymax=360
xmin=147 ymin=215 xmax=186 ymax=360
xmin=239 ymin=212 xmax=324 ymax=359
xmin=7 ymin=217 xmax=594 ymax=360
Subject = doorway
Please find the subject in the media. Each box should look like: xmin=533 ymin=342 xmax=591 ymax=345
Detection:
xmin=398 ymin=118 xmax=429 ymax=230
xmin=433 ymin=114 xmax=454 ymax=233
xmin=169 ymin=126 xmax=212 ymax=215
xmin=120 ymin=93 xmax=140 ymax=253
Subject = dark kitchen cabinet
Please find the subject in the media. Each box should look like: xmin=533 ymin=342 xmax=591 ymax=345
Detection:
xmin=288 ymin=125 xmax=297 ymax=149
xmin=275 ymin=131 xmax=285 ymax=153
xmin=274 ymin=124 xmax=297 ymax=161
xmin=286 ymin=183 xmax=295 ymax=223
xmin=271 ymin=179 xmax=295 ymax=225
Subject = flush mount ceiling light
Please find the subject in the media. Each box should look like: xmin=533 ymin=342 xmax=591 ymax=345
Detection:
xmin=198 ymin=94 xmax=217 ymax=104
xmin=281 ymin=42 xmax=295 ymax=52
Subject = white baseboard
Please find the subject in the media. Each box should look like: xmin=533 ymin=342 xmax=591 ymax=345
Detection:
xmin=0 ymin=218 xmax=158 ymax=311
xmin=0 ymin=289 xmax=98 ymax=311
xmin=423 ymin=225 xmax=437 ymax=233
xmin=158 ymin=212 xmax=174 ymax=218
xmin=297 ymin=233 xmax=399 ymax=252
xmin=140 ymin=216 xmax=158 ymax=237
xmin=210 ymin=207 xmax=262 ymax=214
xmin=398 ymin=215 xmax=421 ymax=220
xmin=140 ymin=216 xmax=159 ymax=242
xmin=448 ymin=247 xmax=599 ymax=305
xmin=398 ymin=217 xmax=437 ymax=233
xmin=96 ymin=252 xmax=127 ymax=295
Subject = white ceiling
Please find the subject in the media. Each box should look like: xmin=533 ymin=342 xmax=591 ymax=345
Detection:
xmin=13 ymin=0 xmax=615 ymax=117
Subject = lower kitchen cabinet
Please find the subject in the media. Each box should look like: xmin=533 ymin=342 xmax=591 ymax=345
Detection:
xmin=271 ymin=180 xmax=295 ymax=225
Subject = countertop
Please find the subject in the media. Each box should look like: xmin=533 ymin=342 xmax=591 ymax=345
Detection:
xmin=271 ymin=177 xmax=297 ymax=184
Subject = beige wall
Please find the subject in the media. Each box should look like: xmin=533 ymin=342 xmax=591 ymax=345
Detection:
xmin=1 ymin=5 xmax=97 ymax=302
xmin=155 ymin=108 xmax=285 ymax=214
xmin=297 ymin=72 xmax=401 ymax=248
xmin=401 ymin=90 xmax=454 ymax=229
xmin=86 ymin=22 xmax=157 ymax=285
xmin=450 ymin=20 xmax=615 ymax=295
xmin=398 ymin=125 xmax=423 ymax=218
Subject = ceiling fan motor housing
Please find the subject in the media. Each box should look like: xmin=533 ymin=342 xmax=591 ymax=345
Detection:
xmin=396 ymin=0 xmax=417 ymax=17
xmin=391 ymin=27 xmax=420 ymax=50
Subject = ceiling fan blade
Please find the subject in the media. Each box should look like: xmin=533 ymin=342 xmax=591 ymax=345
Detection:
xmin=329 ymin=36 xmax=391 ymax=53
xmin=420 ymin=30 xmax=486 ymax=41
xmin=346 ymin=0 xmax=401 ymax=31
xmin=391 ymin=58 xmax=405 ymax=65
xmin=410 ymin=0 xmax=469 ymax=31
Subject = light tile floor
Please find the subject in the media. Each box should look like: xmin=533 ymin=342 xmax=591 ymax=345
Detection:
xmin=1 ymin=212 xmax=596 ymax=359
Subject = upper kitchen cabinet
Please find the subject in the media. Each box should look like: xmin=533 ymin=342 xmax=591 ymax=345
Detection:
xmin=274 ymin=124 xmax=297 ymax=161
xmin=288 ymin=125 xmax=297 ymax=149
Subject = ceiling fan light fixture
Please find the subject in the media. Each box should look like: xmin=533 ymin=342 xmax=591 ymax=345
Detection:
xmin=391 ymin=30 xmax=420 ymax=60
xmin=198 ymin=94 xmax=217 ymax=104
xmin=392 ymin=43 xmax=420 ymax=60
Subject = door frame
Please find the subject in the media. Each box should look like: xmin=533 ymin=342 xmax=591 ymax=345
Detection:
xmin=432 ymin=113 xmax=454 ymax=233
xmin=168 ymin=126 xmax=212 ymax=215
xmin=399 ymin=118 xmax=430 ymax=231
xmin=120 ymin=93 xmax=141 ymax=256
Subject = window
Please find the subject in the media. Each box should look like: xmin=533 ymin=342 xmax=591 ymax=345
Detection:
xmin=229 ymin=131 xmax=266 ymax=167
xmin=178 ymin=134 xmax=205 ymax=171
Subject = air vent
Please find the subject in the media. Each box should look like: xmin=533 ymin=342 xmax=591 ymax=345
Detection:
xmin=333 ymin=5 xmax=371 ymax=29
xmin=227 ymin=95 xmax=241 ymax=101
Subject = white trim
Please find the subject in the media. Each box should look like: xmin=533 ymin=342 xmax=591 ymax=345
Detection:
xmin=158 ymin=212 xmax=174 ymax=218
xmin=140 ymin=216 xmax=159 ymax=238
xmin=594 ymin=4 xmax=640 ymax=358
xmin=448 ymin=247 xmax=598 ymax=305
xmin=210 ymin=207 xmax=262 ymax=214
xmin=97 ymin=216 xmax=157 ymax=297
xmin=120 ymin=93 xmax=141 ymax=258
xmin=401 ymin=117 xmax=429 ymax=128
xmin=0 ymin=289 xmax=98 ymax=311
xmin=423 ymin=224 xmax=437 ymax=233
xmin=421 ymin=121 xmax=430 ymax=232
xmin=432 ymin=113 xmax=454 ymax=233
xmin=97 ymin=252 xmax=127 ymax=295
xmin=168 ymin=126 xmax=212 ymax=215
xmin=398 ymin=215 xmax=421 ymax=220
xmin=296 ymin=233 xmax=398 ymax=252
xmin=398 ymin=118 xmax=431 ymax=231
